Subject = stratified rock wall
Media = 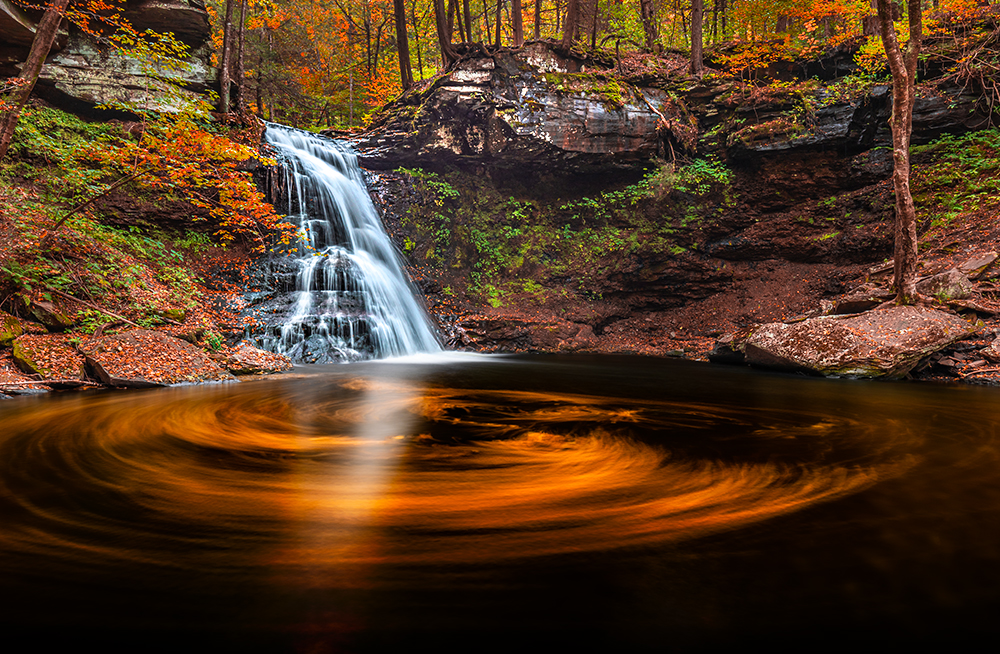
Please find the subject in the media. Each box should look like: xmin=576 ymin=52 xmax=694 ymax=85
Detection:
xmin=0 ymin=0 xmax=214 ymax=113
xmin=354 ymin=43 xmax=674 ymax=174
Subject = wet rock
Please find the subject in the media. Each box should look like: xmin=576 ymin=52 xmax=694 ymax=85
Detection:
xmin=81 ymin=329 xmax=235 ymax=387
xmin=916 ymin=268 xmax=975 ymax=301
xmin=462 ymin=315 xmax=596 ymax=352
xmin=11 ymin=334 xmax=85 ymax=380
xmin=832 ymin=291 xmax=888 ymax=315
xmin=708 ymin=332 xmax=746 ymax=364
xmin=216 ymin=342 xmax=293 ymax=376
xmin=1 ymin=310 xmax=23 ymax=346
xmin=742 ymin=305 xmax=975 ymax=379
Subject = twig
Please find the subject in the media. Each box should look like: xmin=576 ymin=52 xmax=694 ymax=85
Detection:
xmin=961 ymin=366 xmax=1000 ymax=377
xmin=0 ymin=379 xmax=104 ymax=387
xmin=41 ymin=286 xmax=143 ymax=328
xmin=44 ymin=170 xmax=148 ymax=238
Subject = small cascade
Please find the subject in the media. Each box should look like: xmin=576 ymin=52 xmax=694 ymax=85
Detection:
xmin=249 ymin=124 xmax=441 ymax=363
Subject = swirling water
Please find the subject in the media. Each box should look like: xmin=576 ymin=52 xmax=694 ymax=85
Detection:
xmin=252 ymin=125 xmax=440 ymax=363
xmin=2 ymin=355 xmax=1000 ymax=650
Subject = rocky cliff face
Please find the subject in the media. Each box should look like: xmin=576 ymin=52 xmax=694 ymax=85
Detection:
xmin=357 ymin=41 xmax=995 ymax=357
xmin=0 ymin=0 xmax=214 ymax=114
xmin=355 ymin=42 xmax=991 ymax=179
xmin=354 ymin=43 xmax=686 ymax=175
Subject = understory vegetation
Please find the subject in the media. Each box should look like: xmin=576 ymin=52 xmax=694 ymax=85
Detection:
xmin=0 ymin=106 xmax=273 ymax=344
xmin=913 ymin=128 xmax=1000 ymax=232
xmin=397 ymin=158 xmax=733 ymax=307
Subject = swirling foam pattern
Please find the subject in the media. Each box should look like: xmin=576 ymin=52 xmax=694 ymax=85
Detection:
xmin=0 ymin=370 xmax=914 ymax=586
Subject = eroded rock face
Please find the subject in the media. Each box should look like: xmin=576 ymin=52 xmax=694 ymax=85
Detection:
xmin=1 ymin=0 xmax=214 ymax=113
xmin=742 ymin=305 xmax=975 ymax=378
xmin=0 ymin=0 xmax=40 ymax=48
xmin=82 ymin=329 xmax=235 ymax=387
xmin=354 ymin=43 xmax=675 ymax=174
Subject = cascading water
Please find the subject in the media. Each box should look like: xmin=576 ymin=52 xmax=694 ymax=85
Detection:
xmin=249 ymin=124 xmax=441 ymax=363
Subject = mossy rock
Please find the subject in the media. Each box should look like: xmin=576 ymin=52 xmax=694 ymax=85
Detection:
xmin=16 ymin=295 xmax=75 ymax=332
xmin=158 ymin=308 xmax=188 ymax=322
xmin=1 ymin=311 xmax=23 ymax=347
xmin=11 ymin=334 xmax=85 ymax=380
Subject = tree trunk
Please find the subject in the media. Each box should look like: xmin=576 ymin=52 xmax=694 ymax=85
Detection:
xmin=494 ymin=0 xmax=503 ymax=48
xmin=876 ymin=0 xmax=922 ymax=304
xmin=561 ymin=0 xmax=579 ymax=49
xmin=690 ymin=0 xmax=703 ymax=75
xmin=862 ymin=0 xmax=879 ymax=35
xmin=590 ymin=0 xmax=598 ymax=49
xmin=219 ymin=0 xmax=236 ymax=113
xmin=434 ymin=0 xmax=459 ymax=65
xmin=512 ymin=0 xmax=524 ymax=46
xmin=233 ymin=0 xmax=248 ymax=111
xmin=411 ymin=0 xmax=425 ymax=78
xmin=534 ymin=0 xmax=542 ymax=39
xmin=639 ymin=0 xmax=657 ymax=51
xmin=0 ymin=0 xmax=70 ymax=161
xmin=464 ymin=0 xmax=474 ymax=43
xmin=394 ymin=0 xmax=414 ymax=89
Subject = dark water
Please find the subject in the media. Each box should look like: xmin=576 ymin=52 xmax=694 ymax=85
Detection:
xmin=2 ymin=354 xmax=999 ymax=651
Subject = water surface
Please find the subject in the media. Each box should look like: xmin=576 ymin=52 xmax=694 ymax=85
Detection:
xmin=1 ymin=355 xmax=997 ymax=650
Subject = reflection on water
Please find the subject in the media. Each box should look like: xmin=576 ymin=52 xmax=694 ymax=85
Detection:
xmin=1 ymin=355 xmax=999 ymax=650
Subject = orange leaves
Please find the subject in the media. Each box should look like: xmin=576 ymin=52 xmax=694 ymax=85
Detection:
xmin=83 ymin=115 xmax=285 ymax=252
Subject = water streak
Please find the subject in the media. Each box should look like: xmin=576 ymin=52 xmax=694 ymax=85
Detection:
xmin=253 ymin=125 xmax=440 ymax=363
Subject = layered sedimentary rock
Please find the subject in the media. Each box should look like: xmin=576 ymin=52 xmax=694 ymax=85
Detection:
xmin=354 ymin=43 xmax=679 ymax=174
xmin=0 ymin=0 xmax=214 ymax=113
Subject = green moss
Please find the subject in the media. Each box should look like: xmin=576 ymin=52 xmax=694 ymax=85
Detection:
xmin=395 ymin=160 xmax=732 ymax=302
xmin=0 ymin=312 xmax=23 ymax=347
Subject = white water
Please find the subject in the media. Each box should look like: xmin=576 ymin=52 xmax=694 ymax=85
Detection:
xmin=258 ymin=125 xmax=441 ymax=363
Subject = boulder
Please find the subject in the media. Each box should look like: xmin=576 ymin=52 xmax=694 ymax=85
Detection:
xmin=959 ymin=252 xmax=998 ymax=279
xmin=707 ymin=332 xmax=747 ymax=364
xmin=81 ymin=329 xmax=235 ymax=387
xmin=916 ymin=268 xmax=975 ymax=301
xmin=980 ymin=338 xmax=1000 ymax=364
xmin=742 ymin=305 xmax=975 ymax=379
xmin=11 ymin=334 xmax=85 ymax=380
xmin=1 ymin=310 xmax=23 ymax=346
xmin=19 ymin=296 xmax=75 ymax=331
xmin=216 ymin=342 xmax=293 ymax=375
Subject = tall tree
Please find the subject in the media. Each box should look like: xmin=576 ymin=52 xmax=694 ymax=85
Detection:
xmin=534 ymin=0 xmax=542 ymax=39
xmin=639 ymin=0 xmax=658 ymax=51
xmin=433 ymin=0 xmax=459 ymax=64
xmin=463 ymin=0 xmax=473 ymax=44
xmin=561 ymin=0 xmax=580 ymax=48
xmin=394 ymin=0 xmax=414 ymax=88
xmin=218 ymin=0 xmax=236 ymax=113
xmin=875 ymin=0 xmax=922 ymax=304
xmin=690 ymin=0 xmax=703 ymax=75
xmin=233 ymin=0 xmax=249 ymax=111
xmin=512 ymin=0 xmax=524 ymax=46
xmin=0 ymin=0 xmax=71 ymax=161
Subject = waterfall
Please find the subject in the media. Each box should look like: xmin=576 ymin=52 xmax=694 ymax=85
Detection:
xmin=250 ymin=124 xmax=441 ymax=363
